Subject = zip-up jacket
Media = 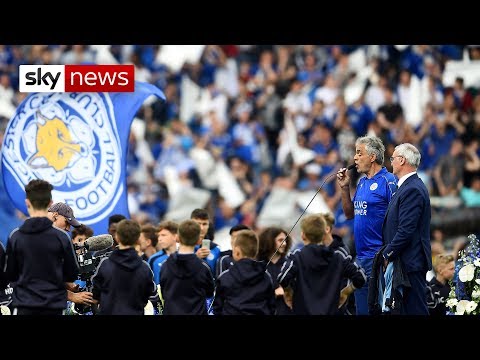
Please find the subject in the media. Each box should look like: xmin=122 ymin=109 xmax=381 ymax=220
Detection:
xmin=213 ymin=258 xmax=275 ymax=315
xmin=5 ymin=217 xmax=79 ymax=310
xmin=160 ymin=252 xmax=215 ymax=315
xmin=278 ymin=243 xmax=366 ymax=315
xmin=92 ymin=247 xmax=158 ymax=315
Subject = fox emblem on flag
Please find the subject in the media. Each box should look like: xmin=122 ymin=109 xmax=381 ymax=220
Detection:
xmin=1 ymin=81 xmax=165 ymax=235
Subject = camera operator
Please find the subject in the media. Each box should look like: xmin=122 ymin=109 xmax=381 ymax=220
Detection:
xmin=4 ymin=180 xmax=79 ymax=315
xmin=46 ymin=203 xmax=95 ymax=311
xmin=47 ymin=202 xmax=82 ymax=232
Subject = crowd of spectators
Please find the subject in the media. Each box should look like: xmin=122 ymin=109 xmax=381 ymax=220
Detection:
xmin=1 ymin=44 xmax=479 ymax=254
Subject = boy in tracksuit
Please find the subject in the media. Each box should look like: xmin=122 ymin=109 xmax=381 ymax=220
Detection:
xmin=213 ymin=230 xmax=276 ymax=315
xmin=4 ymin=179 xmax=79 ymax=315
xmin=278 ymin=214 xmax=366 ymax=315
xmin=215 ymin=224 xmax=251 ymax=278
xmin=91 ymin=219 xmax=158 ymax=315
xmin=160 ymin=220 xmax=215 ymax=315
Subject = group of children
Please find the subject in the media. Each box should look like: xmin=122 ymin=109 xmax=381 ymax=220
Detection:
xmin=88 ymin=207 xmax=367 ymax=315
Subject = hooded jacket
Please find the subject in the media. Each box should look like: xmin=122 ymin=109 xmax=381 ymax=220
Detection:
xmin=213 ymin=258 xmax=275 ymax=315
xmin=265 ymin=257 xmax=293 ymax=315
xmin=91 ymin=247 xmax=157 ymax=315
xmin=278 ymin=243 xmax=366 ymax=315
xmin=5 ymin=217 xmax=79 ymax=310
xmin=160 ymin=253 xmax=215 ymax=315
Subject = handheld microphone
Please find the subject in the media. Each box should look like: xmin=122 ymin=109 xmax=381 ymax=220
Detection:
xmin=346 ymin=164 xmax=356 ymax=171
xmin=84 ymin=234 xmax=114 ymax=251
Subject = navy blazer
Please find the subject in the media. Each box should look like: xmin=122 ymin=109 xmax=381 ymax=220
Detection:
xmin=382 ymin=174 xmax=432 ymax=273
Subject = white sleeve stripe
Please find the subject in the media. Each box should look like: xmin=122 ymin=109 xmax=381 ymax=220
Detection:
xmin=278 ymin=261 xmax=293 ymax=284
xmin=337 ymin=247 xmax=348 ymax=257
xmin=381 ymin=175 xmax=396 ymax=197
xmin=8 ymin=227 xmax=19 ymax=240
xmin=334 ymin=249 xmax=352 ymax=261
xmin=201 ymin=261 xmax=214 ymax=280
xmin=219 ymin=255 xmax=229 ymax=273
xmin=90 ymin=256 xmax=109 ymax=282
xmin=217 ymin=269 xmax=230 ymax=279
xmin=265 ymin=270 xmax=274 ymax=286
xmin=142 ymin=260 xmax=158 ymax=295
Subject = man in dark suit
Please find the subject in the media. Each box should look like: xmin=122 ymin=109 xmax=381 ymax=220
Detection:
xmin=382 ymin=143 xmax=432 ymax=315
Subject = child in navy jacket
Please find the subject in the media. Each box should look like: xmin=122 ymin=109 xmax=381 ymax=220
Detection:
xmin=213 ymin=230 xmax=275 ymax=315
xmin=160 ymin=219 xmax=215 ymax=315
xmin=91 ymin=219 xmax=158 ymax=315
xmin=278 ymin=214 xmax=366 ymax=315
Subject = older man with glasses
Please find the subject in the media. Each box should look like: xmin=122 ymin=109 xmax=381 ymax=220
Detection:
xmin=382 ymin=143 xmax=432 ymax=315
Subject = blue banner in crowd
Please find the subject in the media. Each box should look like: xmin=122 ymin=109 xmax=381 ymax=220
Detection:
xmin=1 ymin=82 xmax=165 ymax=236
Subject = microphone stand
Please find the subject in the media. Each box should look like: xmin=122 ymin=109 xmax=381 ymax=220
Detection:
xmin=266 ymin=166 xmax=353 ymax=267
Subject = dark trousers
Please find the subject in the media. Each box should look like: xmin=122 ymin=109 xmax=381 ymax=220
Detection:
xmin=403 ymin=271 xmax=429 ymax=315
xmin=14 ymin=307 xmax=64 ymax=315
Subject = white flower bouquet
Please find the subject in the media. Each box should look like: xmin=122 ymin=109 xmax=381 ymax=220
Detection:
xmin=447 ymin=234 xmax=480 ymax=315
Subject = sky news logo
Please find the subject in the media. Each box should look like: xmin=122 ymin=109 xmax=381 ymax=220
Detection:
xmin=19 ymin=65 xmax=135 ymax=93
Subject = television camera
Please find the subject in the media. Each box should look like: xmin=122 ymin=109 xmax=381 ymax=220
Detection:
xmin=72 ymin=234 xmax=114 ymax=314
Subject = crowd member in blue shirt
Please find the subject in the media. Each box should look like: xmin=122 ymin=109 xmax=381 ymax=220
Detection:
xmin=191 ymin=209 xmax=221 ymax=275
xmin=336 ymin=135 xmax=397 ymax=315
xmin=149 ymin=220 xmax=178 ymax=285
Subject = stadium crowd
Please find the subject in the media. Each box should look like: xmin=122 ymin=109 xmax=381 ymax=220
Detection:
xmin=0 ymin=44 xmax=479 ymax=267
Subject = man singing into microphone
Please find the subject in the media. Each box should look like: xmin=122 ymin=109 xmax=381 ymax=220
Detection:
xmin=336 ymin=135 xmax=397 ymax=315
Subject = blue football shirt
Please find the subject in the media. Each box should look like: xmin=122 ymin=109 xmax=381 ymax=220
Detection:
xmin=352 ymin=167 xmax=397 ymax=259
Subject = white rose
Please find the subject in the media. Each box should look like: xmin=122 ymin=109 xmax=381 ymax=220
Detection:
xmin=459 ymin=264 xmax=476 ymax=282
xmin=456 ymin=300 xmax=470 ymax=315
xmin=446 ymin=298 xmax=458 ymax=308
xmin=466 ymin=301 xmax=478 ymax=314
xmin=474 ymin=259 xmax=480 ymax=267
xmin=472 ymin=290 xmax=480 ymax=299
xmin=476 ymin=279 xmax=480 ymax=285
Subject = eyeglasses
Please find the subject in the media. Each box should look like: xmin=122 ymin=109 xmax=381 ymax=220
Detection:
xmin=390 ymin=155 xmax=404 ymax=162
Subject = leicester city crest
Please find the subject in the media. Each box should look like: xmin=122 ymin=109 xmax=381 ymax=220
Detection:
xmin=1 ymin=92 xmax=123 ymax=225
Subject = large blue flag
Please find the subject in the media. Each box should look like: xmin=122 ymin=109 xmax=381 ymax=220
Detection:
xmin=1 ymin=81 xmax=165 ymax=236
